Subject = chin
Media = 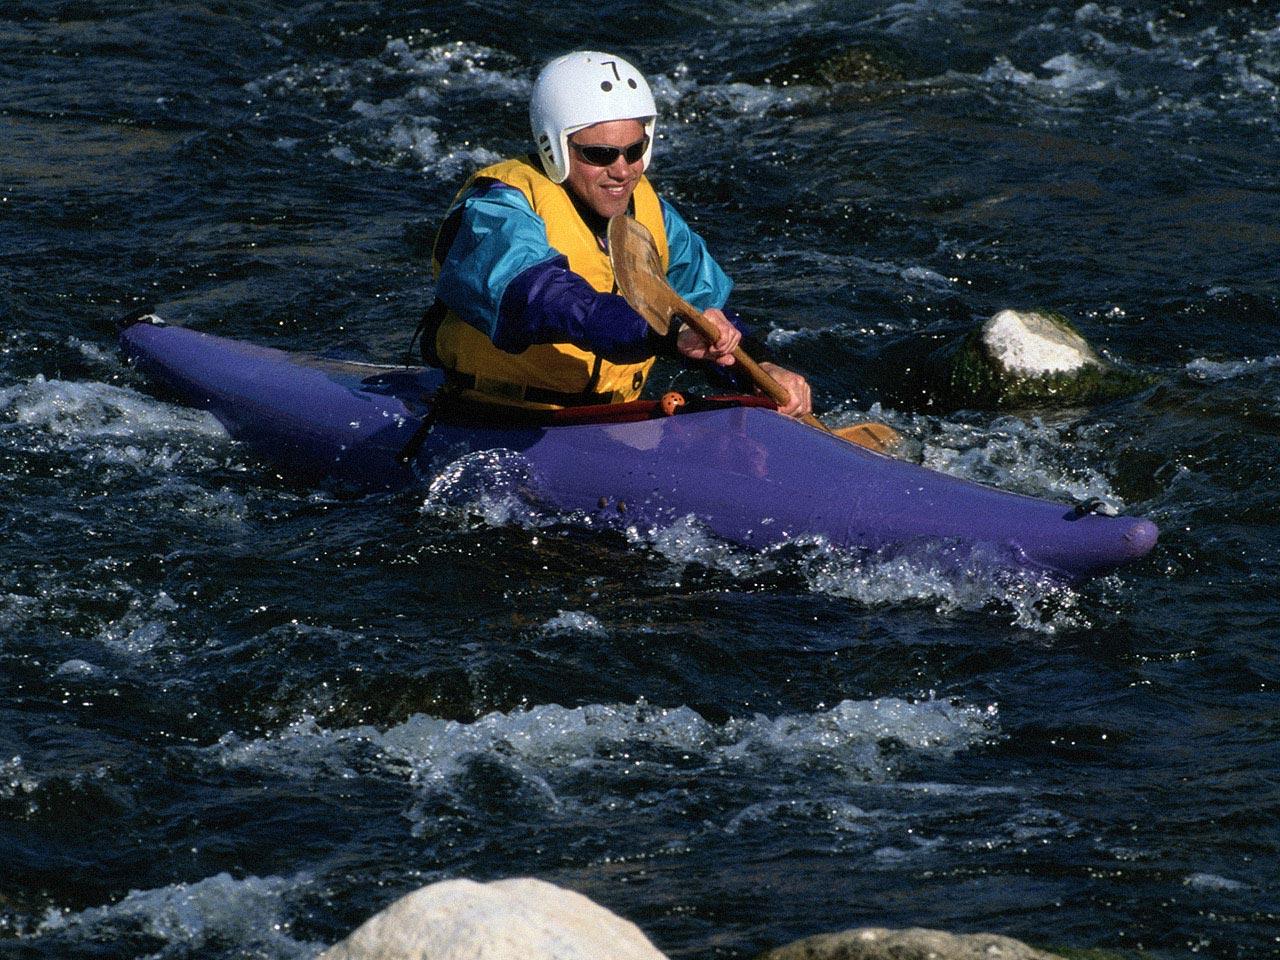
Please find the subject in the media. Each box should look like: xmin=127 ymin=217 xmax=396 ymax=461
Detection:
xmin=592 ymin=190 xmax=634 ymax=220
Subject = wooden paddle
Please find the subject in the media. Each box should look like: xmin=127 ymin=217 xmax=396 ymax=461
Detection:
xmin=607 ymin=214 xmax=901 ymax=454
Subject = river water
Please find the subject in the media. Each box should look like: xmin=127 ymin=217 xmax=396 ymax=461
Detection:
xmin=2 ymin=2 xmax=1278 ymax=957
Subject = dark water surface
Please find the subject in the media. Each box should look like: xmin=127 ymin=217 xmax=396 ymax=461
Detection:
xmin=2 ymin=2 xmax=1279 ymax=957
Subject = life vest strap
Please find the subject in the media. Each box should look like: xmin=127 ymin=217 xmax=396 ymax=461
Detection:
xmin=443 ymin=370 xmax=622 ymax=408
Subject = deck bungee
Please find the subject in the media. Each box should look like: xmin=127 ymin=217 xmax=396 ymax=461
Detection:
xmin=118 ymin=315 xmax=1158 ymax=579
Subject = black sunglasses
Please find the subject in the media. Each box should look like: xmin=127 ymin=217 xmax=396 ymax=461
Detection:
xmin=569 ymin=136 xmax=649 ymax=167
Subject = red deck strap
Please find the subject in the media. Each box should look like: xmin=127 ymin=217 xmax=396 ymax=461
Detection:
xmin=437 ymin=393 xmax=776 ymax=428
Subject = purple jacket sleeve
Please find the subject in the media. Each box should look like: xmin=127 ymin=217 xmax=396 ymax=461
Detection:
xmin=497 ymin=256 xmax=657 ymax=363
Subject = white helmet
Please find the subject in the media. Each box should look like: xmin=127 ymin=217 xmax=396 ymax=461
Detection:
xmin=529 ymin=51 xmax=657 ymax=184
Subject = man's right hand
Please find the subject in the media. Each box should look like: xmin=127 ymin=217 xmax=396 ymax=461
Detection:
xmin=676 ymin=308 xmax=741 ymax=367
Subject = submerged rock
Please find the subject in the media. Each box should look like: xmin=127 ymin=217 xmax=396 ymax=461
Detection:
xmin=318 ymin=877 xmax=668 ymax=960
xmin=754 ymin=926 xmax=1067 ymax=960
xmin=922 ymin=309 xmax=1154 ymax=410
xmin=751 ymin=42 xmax=910 ymax=89
xmin=815 ymin=48 xmax=906 ymax=86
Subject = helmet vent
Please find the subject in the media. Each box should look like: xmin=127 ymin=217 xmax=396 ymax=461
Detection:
xmin=627 ymin=79 xmax=637 ymax=89
xmin=600 ymin=81 xmax=612 ymax=92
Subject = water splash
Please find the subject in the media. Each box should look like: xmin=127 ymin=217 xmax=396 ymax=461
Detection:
xmin=420 ymin=448 xmax=559 ymax=529
xmin=94 ymin=590 xmax=182 ymax=658
xmin=920 ymin=414 xmax=1118 ymax=504
xmin=540 ymin=610 xmax=608 ymax=638
xmin=1186 ymin=354 xmax=1280 ymax=382
xmin=248 ymin=34 xmax=522 ymax=181
xmin=0 ymin=376 xmax=225 ymax=445
xmin=210 ymin=696 xmax=997 ymax=793
xmin=33 ymin=872 xmax=320 ymax=960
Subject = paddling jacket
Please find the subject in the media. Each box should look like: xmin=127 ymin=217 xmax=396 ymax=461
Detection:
xmin=425 ymin=156 xmax=736 ymax=407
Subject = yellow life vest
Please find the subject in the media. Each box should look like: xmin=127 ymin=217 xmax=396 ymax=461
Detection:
xmin=433 ymin=157 xmax=670 ymax=408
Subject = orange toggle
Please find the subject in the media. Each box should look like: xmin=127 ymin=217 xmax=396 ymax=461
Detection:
xmin=659 ymin=391 xmax=686 ymax=416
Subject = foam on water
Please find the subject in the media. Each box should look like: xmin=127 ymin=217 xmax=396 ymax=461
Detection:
xmin=691 ymin=80 xmax=823 ymax=117
xmin=1185 ymin=872 xmax=1248 ymax=893
xmin=1186 ymin=354 xmax=1280 ymax=382
xmin=795 ymin=541 xmax=1089 ymax=634
xmin=243 ymin=2 xmax=1280 ymax=199
xmin=210 ymin=696 xmax=996 ymax=801
xmin=854 ymin=0 xmax=976 ymax=39
xmin=141 ymin=482 xmax=249 ymax=526
xmin=0 ymin=592 xmax=42 ymax=633
xmin=33 ymin=872 xmax=320 ymax=960
xmin=625 ymin=509 xmax=1087 ymax=633
xmin=914 ymin=2 xmax=1280 ymax=130
xmin=420 ymin=448 xmax=561 ymax=530
xmin=921 ymin=414 xmax=1118 ymax=504
xmin=540 ymin=610 xmax=608 ymax=638
xmin=723 ymin=796 xmax=876 ymax=837
xmin=4 ymin=566 xmax=203 ymax=663
xmin=652 ymin=66 xmax=830 ymax=159
xmin=248 ymin=34 xmax=520 ymax=182
xmin=1 ymin=755 xmax=40 ymax=801
xmin=628 ymin=513 xmax=771 ymax=581
xmin=380 ymin=38 xmax=528 ymax=96
xmin=0 ymin=374 xmax=239 ymax=531
xmin=0 ymin=376 xmax=225 ymax=445
xmin=205 ymin=697 xmax=1018 ymax=869
xmin=54 ymin=658 xmax=104 ymax=680
xmin=66 ymin=335 xmax=120 ymax=373
xmin=93 ymin=590 xmax=182 ymax=658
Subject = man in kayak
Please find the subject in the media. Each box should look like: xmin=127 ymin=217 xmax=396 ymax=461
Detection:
xmin=418 ymin=50 xmax=812 ymax=417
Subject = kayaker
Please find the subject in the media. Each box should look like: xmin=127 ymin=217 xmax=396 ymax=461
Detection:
xmin=417 ymin=50 xmax=812 ymax=417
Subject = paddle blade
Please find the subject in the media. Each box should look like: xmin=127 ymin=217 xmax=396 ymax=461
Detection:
xmin=832 ymin=421 xmax=902 ymax=454
xmin=608 ymin=215 xmax=686 ymax=335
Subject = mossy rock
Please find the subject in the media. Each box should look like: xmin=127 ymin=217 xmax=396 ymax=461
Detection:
xmin=758 ymin=45 xmax=908 ymax=88
xmin=754 ymin=927 xmax=1066 ymax=959
xmin=817 ymin=48 xmax=906 ymax=85
xmin=924 ymin=309 xmax=1155 ymax=410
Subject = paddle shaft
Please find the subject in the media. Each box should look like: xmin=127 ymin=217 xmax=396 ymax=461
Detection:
xmin=673 ymin=301 xmax=830 ymax=432
xmin=606 ymin=213 xmax=899 ymax=453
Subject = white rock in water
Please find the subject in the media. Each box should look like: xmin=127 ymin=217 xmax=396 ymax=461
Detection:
xmin=319 ymin=877 xmax=669 ymax=960
xmin=982 ymin=309 xmax=1100 ymax=376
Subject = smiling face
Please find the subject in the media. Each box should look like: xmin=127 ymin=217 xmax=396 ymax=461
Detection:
xmin=563 ymin=118 xmax=648 ymax=220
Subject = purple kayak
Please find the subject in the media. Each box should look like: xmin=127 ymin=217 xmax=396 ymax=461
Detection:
xmin=119 ymin=316 xmax=1158 ymax=579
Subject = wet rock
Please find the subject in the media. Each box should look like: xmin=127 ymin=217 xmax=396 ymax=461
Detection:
xmin=815 ymin=48 xmax=906 ymax=86
xmin=751 ymin=42 xmax=910 ymax=89
xmin=922 ymin=309 xmax=1154 ymax=410
xmin=318 ymin=877 xmax=668 ymax=960
xmin=754 ymin=926 xmax=1067 ymax=960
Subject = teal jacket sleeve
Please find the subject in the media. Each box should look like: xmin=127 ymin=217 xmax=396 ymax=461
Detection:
xmin=660 ymin=198 xmax=734 ymax=311
xmin=434 ymin=182 xmax=560 ymax=338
